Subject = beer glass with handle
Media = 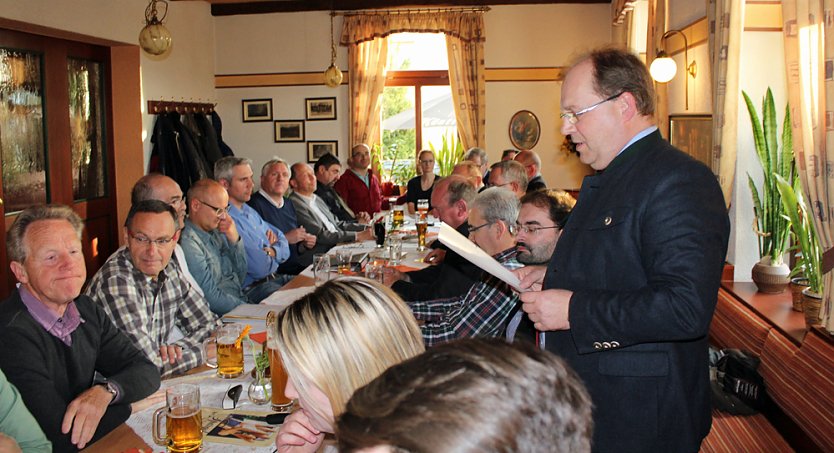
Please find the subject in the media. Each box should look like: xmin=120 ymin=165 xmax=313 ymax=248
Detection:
xmin=266 ymin=311 xmax=295 ymax=412
xmin=203 ymin=324 xmax=245 ymax=378
xmin=153 ymin=384 xmax=202 ymax=453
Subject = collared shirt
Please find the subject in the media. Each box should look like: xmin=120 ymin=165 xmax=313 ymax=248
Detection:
xmin=350 ymin=169 xmax=370 ymax=187
xmin=616 ymin=126 xmax=658 ymax=159
xmin=84 ymin=247 xmax=220 ymax=377
xmin=294 ymin=192 xmax=339 ymax=233
xmin=258 ymin=188 xmax=284 ymax=209
xmin=408 ymin=247 xmax=523 ymax=347
xmin=19 ymin=285 xmax=83 ymax=347
xmin=228 ymin=202 xmax=290 ymax=287
xmin=180 ymin=219 xmax=249 ymax=315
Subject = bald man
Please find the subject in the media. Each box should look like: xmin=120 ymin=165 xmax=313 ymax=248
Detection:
xmin=514 ymin=150 xmax=547 ymax=193
xmin=333 ymin=144 xmax=383 ymax=215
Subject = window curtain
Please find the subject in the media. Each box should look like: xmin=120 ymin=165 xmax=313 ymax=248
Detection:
xmin=708 ymin=0 xmax=745 ymax=208
xmin=341 ymin=11 xmax=486 ymax=151
xmin=781 ymin=0 xmax=834 ymax=332
xmin=346 ymin=38 xmax=388 ymax=148
xmin=612 ymin=0 xmax=635 ymax=48
xmin=647 ymin=0 xmax=670 ymax=138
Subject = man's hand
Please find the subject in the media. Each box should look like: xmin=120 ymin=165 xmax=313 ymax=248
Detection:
xmin=513 ymin=265 xmax=547 ymax=292
xmin=381 ymin=267 xmax=408 ymax=287
xmin=275 ymin=410 xmax=324 ymax=453
xmin=61 ymin=385 xmax=113 ymax=449
xmin=266 ymin=229 xmax=279 ymax=245
xmin=422 ymin=248 xmax=446 ymax=266
xmin=356 ymin=228 xmax=375 ymax=242
xmin=218 ymin=216 xmax=240 ymax=243
xmin=520 ymin=288 xmax=572 ymax=331
xmin=159 ymin=344 xmax=183 ymax=365
xmin=284 ymin=227 xmax=307 ymax=245
xmin=130 ymin=389 xmax=166 ymax=414
xmin=302 ymin=233 xmax=316 ymax=249
xmin=0 ymin=433 xmax=22 ymax=453
xmin=356 ymin=211 xmax=372 ymax=224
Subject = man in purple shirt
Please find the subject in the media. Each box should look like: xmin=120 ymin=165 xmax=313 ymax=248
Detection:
xmin=0 ymin=205 xmax=159 ymax=451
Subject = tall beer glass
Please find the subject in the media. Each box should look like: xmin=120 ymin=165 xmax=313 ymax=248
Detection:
xmin=416 ymin=220 xmax=428 ymax=251
xmin=153 ymin=384 xmax=202 ymax=453
xmin=266 ymin=311 xmax=294 ymax=412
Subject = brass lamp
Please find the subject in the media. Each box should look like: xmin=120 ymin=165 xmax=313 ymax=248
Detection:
xmin=139 ymin=0 xmax=172 ymax=56
xmin=323 ymin=12 xmax=343 ymax=87
xmin=649 ymin=29 xmax=697 ymax=109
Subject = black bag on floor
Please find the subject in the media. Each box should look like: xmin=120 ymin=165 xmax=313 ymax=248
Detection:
xmin=709 ymin=348 xmax=771 ymax=415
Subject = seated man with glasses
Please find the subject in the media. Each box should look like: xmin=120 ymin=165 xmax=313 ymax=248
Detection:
xmin=407 ymin=188 xmax=522 ymax=347
xmin=180 ymin=179 xmax=252 ymax=315
xmin=488 ymin=160 xmax=529 ymax=199
xmin=514 ymin=150 xmax=547 ymax=193
xmin=85 ymin=200 xmax=220 ymax=378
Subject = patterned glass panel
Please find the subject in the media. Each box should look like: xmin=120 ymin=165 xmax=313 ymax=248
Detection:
xmin=68 ymin=58 xmax=107 ymax=201
xmin=0 ymin=49 xmax=47 ymax=212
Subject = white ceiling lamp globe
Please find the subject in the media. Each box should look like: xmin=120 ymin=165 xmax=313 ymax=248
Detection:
xmin=650 ymin=55 xmax=677 ymax=83
xmin=139 ymin=23 xmax=172 ymax=56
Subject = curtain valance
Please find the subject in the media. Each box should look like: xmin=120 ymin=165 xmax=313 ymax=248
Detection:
xmin=340 ymin=12 xmax=485 ymax=45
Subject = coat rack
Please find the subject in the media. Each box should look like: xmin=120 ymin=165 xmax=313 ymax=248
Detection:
xmin=148 ymin=99 xmax=216 ymax=114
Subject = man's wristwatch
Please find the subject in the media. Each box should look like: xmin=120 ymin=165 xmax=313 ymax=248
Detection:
xmin=99 ymin=381 xmax=118 ymax=403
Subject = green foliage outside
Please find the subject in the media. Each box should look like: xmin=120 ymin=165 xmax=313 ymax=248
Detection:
xmin=429 ymin=133 xmax=463 ymax=177
xmin=380 ymin=84 xmax=417 ymax=186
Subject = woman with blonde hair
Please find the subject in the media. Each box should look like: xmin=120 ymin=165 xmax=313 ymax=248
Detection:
xmin=273 ymin=277 xmax=425 ymax=452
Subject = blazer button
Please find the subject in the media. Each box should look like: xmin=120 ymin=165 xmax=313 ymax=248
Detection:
xmin=611 ymin=341 xmax=620 ymax=348
xmin=603 ymin=216 xmax=612 ymax=226
xmin=602 ymin=341 xmax=611 ymax=349
xmin=593 ymin=342 xmax=602 ymax=350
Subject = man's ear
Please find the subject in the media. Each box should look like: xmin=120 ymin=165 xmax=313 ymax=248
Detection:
xmin=218 ymin=179 xmax=230 ymax=190
xmin=123 ymin=226 xmax=130 ymax=246
xmin=289 ymin=178 xmax=298 ymax=190
xmin=10 ymin=261 xmax=27 ymax=284
xmin=172 ymin=230 xmax=181 ymax=242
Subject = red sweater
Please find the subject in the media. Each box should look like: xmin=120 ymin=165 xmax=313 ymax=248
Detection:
xmin=334 ymin=169 xmax=382 ymax=214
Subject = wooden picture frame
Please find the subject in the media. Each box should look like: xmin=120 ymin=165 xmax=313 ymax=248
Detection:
xmin=307 ymin=141 xmax=338 ymax=162
xmin=509 ymin=110 xmax=541 ymax=151
xmin=242 ymin=99 xmax=272 ymax=122
xmin=274 ymin=120 xmax=305 ymax=143
xmin=305 ymin=97 xmax=337 ymax=121
xmin=669 ymin=115 xmax=713 ymax=169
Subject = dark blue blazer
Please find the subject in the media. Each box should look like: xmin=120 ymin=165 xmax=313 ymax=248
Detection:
xmin=542 ymin=130 xmax=730 ymax=452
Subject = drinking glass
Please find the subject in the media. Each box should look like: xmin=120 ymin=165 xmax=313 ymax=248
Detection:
xmin=335 ymin=250 xmax=353 ymax=274
xmin=416 ymin=220 xmax=428 ymax=251
xmin=152 ymin=384 xmax=202 ymax=453
xmin=266 ymin=311 xmax=294 ymax=412
xmin=386 ymin=237 xmax=403 ymax=265
xmin=374 ymin=222 xmax=386 ymax=248
xmin=313 ymin=253 xmax=331 ymax=286
xmin=417 ymin=199 xmax=429 ymax=221
xmin=203 ymin=324 xmax=245 ymax=378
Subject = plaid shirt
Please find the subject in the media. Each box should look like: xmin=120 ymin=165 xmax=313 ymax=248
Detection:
xmin=84 ymin=247 xmax=220 ymax=377
xmin=409 ymin=247 xmax=523 ymax=347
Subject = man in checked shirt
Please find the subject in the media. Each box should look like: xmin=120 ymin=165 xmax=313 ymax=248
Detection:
xmin=85 ymin=200 xmax=220 ymax=377
xmin=408 ymin=187 xmax=522 ymax=347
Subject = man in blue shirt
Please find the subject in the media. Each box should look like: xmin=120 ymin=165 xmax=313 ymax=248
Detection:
xmin=215 ymin=157 xmax=291 ymax=303
xmin=180 ymin=179 xmax=249 ymax=315
xmin=248 ymin=158 xmax=316 ymax=274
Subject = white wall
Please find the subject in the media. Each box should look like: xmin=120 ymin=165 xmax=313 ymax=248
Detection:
xmin=214 ymin=5 xmax=609 ymax=188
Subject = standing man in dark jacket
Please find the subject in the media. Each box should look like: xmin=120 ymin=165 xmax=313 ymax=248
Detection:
xmin=0 ymin=205 xmax=160 ymax=452
xmin=517 ymin=48 xmax=730 ymax=452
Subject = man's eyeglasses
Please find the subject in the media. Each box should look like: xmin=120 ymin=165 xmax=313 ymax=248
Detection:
xmin=199 ymin=199 xmax=230 ymax=217
xmin=128 ymin=231 xmax=175 ymax=247
xmin=468 ymin=221 xmax=494 ymax=233
xmin=516 ymin=224 xmax=561 ymax=235
xmin=560 ymin=92 xmax=624 ymax=125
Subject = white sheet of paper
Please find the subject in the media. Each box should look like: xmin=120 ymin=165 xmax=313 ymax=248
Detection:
xmin=438 ymin=222 xmax=522 ymax=290
xmin=260 ymin=285 xmax=316 ymax=310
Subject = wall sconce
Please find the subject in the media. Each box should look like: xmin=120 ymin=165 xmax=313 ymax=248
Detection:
xmin=139 ymin=0 xmax=172 ymax=56
xmin=649 ymin=29 xmax=697 ymax=109
xmin=323 ymin=12 xmax=343 ymax=88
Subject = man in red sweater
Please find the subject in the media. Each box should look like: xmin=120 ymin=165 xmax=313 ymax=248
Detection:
xmin=334 ymin=143 xmax=382 ymax=215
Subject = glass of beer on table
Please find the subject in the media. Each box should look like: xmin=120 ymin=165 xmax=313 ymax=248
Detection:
xmin=417 ymin=199 xmax=429 ymax=221
xmin=416 ymin=219 xmax=428 ymax=251
xmin=203 ymin=324 xmax=245 ymax=378
xmin=153 ymin=384 xmax=202 ymax=453
xmin=266 ymin=311 xmax=294 ymax=412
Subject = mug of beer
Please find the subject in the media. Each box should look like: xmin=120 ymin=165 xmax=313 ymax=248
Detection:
xmin=153 ymin=384 xmax=202 ymax=453
xmin=203 ymin=324 xmax=245 ymax=378
xmin=266 ymin=311 xmax=294 ymax=412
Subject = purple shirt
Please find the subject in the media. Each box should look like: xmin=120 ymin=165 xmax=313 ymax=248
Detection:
xmin=19 ymin=285 xmax=84 ymax=346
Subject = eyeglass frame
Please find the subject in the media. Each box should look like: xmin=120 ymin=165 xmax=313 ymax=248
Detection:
xmin=468 ymin=221 xmax=495 ymax=234
xmin=516 ymin=224 xmax=561 ymax=235
xmin=560 ymin=92 xmax=624 ymax=125
xmin=419 ymin=159 xmax=435 ymax=165
xmin=198 ymin=199 xmax=231 ymax=217
xmin=127 ymin=230 xmax=176 ymax=247
xmin=470 ymin=220 xmax=518 ymax=235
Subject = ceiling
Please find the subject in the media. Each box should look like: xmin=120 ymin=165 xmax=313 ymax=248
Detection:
xmin=179 ymin=0 xmax=610 ymax=16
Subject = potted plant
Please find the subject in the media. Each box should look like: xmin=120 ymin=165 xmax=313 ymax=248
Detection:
xmin=776 ymin=174 xmax=824 ymax=325
xmin=744 ymin=88 xmax=795 ymax=293
xmin=430 ymin=133 xmax=464 ymax=177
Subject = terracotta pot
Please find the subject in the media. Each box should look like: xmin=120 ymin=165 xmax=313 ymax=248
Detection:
xmin=751 ymin=259 xmax=791 ymax=294
xmin=801 ymin=288 xmax=823 ymax=326
xmin=789 ymin=277 xmax=810 ymax=312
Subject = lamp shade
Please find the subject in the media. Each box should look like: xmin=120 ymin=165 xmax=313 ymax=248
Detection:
xmin=324 ymin=64 xmax=343 ymax=88
xmin=139 ymin=23 xmax=172 ymax=56
xmin=650 ymin=56 xmax=677 ymax=83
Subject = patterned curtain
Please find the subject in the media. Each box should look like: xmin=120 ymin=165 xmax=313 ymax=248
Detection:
xmin=647 ymin=0 xmax=670 ymax=138
xmin=781 ymin=0 xmax=834 ymax=332
xmin=446 ymin=35 xmax=485 ymax=150
xmin=346 ymin=38 xmax=388 ymax=149
xmin=612 ymin=10 xmax=632 ymax=49
xmin=709 ymin=0 xmax=745 ymax=208
xmin=341 ymin=11 xmax=486 ymax=151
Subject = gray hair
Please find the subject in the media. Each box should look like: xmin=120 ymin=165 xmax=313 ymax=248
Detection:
xmin=464 ymin=147 xmax=488 ymax=165
xmin=7 ymin=204 xmax=84 ymax=263
xmin=261 ymin=157 xmax=290 ymax=176
xmin=491 ymin=160 xmax=529 ymax=192
xmin=439 ymin=175 xmax=478 ymax=207
xmin=471 ymin=187 xmax=520 ymax=228
xmin=131 ymin=173 xmax=164 ymax=204
xmin=214 ymin=156 xmax=252 ymax=183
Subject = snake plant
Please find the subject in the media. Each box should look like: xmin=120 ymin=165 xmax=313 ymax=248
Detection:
xmin=744 ymin=88 xmax=795 ymax=265
xmin=775 ymin=174 xmax=823 ymax=294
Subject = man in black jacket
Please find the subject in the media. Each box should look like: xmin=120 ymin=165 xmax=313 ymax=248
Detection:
xmin=0 ymin=205 xmax=160 ymax=452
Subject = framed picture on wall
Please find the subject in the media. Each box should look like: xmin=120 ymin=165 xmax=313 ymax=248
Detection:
xmin=669 ymin=115 xmax=713 ymax=169
xmin=509 ymin=110 xmax=541 ymax=151
xmin=242 ymin=99 xmax=273 ymax=122
xmin=307 ymin=141 xmax=338 ymax=162
xmin=274 ymin=120 xmax=305 ymax=142
xmin=305 ymin=97 xmax=337 ymax=121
